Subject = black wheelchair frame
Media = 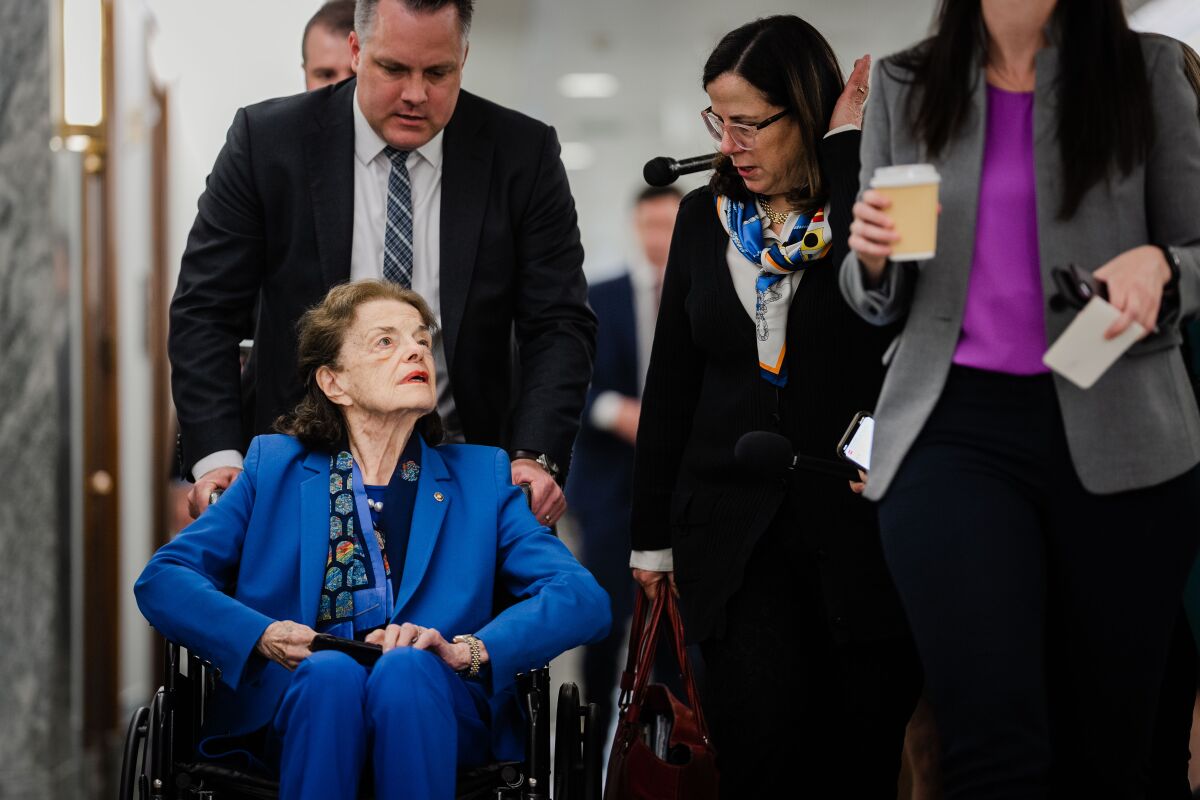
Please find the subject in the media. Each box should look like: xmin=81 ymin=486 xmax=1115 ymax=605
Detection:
xmin=119 ymin=640 xmax=604 ymax=800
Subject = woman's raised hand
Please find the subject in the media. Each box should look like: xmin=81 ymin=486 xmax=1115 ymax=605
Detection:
xmin=849 ymin=190 xmax=900 ymax=282
xmin=256 ymin=620 xmax=318 ymax=670
xmin=829 ymin=55 xmax=871 ymax=132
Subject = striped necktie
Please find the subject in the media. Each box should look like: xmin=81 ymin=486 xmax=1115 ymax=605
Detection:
xmin=383 ymin=146 xmax=414 ymax=287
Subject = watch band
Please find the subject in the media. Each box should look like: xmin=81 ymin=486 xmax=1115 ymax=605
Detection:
xmin=1157 ymin=244 xmax=1182 ymax=291
xmin=452 ymin=634 xmax=482 ymax=678
xmin=511 ymin=449 xmax=560 ymax=479
xmin=1156 ymin=244 xmax=1183 ymax=325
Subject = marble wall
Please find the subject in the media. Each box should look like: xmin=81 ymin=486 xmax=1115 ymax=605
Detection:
xmin=0 ymin=0 xmax=79 ymax=797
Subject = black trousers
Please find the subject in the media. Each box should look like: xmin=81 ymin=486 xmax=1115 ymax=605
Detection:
xmin=698 ymin=498 xmax=921 ymax=798
xmin=1150 ymin=610 xmax=1197 ymax=800
xmin=879 ymin=366 xmax=1200 ymax=800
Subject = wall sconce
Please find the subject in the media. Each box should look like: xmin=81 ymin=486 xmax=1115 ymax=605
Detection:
xmin=55 ymin=0 xmax=107 ymax=173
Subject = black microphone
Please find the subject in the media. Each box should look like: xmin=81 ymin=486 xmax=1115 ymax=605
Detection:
xmin=643 ymin=153 xmax=715 ymax=187
xmin=734 ymin=431 xmax=861 ymax=481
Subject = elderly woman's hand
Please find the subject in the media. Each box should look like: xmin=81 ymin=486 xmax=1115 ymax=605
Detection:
xmin=828 ymin=55 xmax=871 ymax=132
xmin=366 ymin=623 xmax=490 ymax=672
xmin=256 ymin=620 xmax=318 ymax=670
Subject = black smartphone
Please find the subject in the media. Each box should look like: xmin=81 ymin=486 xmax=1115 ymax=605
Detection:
xmin=1049 ymin=264 xmax=1107 ymax=311
xmin=310 ymin=633 xmax=383 ymax=667
xmin=836 ymin=411 xmax=874 ymax=472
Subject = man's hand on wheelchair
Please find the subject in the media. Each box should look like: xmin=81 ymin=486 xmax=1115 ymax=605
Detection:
xmin=365 ymin=623 xmax=490 ymax=672
xmin=511 ymin=460 xmax=566 ymax=527
xmin=256 ymin=620 xmax=318 ymax=670
xmin=632 ymin=568 xmax=677 ymax=601
xmin=188 ymin=466 xmax=243 ymax=519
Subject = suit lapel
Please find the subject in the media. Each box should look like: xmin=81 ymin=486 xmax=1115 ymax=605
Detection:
xmin=438 ymin=93 xmax=494 ymax=371
xmin=298 ymin=451 xmax=331 ymax=626
xmin=708 ymin=208 xmax=759 ymax=354
xmin=306 ymin=81 xmax=356 ymax=289
xmin=391 ymin=438 xmax=452 ymax=617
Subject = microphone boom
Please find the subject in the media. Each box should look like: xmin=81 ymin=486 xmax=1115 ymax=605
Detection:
xmin=643 ymin=153 xmax=715 ymax=187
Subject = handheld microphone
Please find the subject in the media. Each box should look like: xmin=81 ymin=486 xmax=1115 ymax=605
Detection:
xmin=734 ymin=431 xmax=861 ymax=481
xmin=643 ymin=153 xmax=716 ymax=187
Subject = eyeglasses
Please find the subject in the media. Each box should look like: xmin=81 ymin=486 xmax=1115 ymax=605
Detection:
xmin=701 ymin=106 xmax=790 ymax=151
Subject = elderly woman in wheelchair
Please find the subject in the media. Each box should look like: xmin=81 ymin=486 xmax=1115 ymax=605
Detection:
xmin=135 ymin=280 xmax=611 ymax=800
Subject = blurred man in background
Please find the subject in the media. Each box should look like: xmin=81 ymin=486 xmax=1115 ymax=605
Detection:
xmin=302 ymin=0 xmax=355 ymax=90
xmin=566 ymin=185 xmax=681 ymax=736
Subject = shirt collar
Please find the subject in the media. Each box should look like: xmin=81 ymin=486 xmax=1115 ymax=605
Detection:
xmin=628 ymin=252 xmax=661 ymax=291
xmin=353 ymin=88 xmax=445 ymax=170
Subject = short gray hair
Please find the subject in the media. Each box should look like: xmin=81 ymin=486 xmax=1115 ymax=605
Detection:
xmin=355 ymin=0 xmax=474 ymax=42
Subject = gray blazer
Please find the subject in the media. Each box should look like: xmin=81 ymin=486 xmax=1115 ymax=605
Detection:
xmin=840 ymin=34 xmax=1200 ymax=500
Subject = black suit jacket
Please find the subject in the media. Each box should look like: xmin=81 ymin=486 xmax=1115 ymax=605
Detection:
xmin=169 ymin=79 xmax=596 ymax=476
xmin=565 ymin=273 xmax=639 ymax=527
xmin=630 ymin=131 xmax=908 ymax=645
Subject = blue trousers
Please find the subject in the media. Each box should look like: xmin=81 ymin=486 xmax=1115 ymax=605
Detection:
xmin=270 ymin=648 xmax=491 ymax=800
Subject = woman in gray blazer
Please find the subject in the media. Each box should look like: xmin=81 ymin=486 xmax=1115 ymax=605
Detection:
xmin=840 ymin=1 xmax=1200 ymax=797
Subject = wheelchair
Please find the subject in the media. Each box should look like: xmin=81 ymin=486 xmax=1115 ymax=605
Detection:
xmin=120 ymin=639 xmax=604 ymax=799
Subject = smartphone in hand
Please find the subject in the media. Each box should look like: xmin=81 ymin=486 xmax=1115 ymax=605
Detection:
xmin=837 ymin=411 xmax=874 ymax=472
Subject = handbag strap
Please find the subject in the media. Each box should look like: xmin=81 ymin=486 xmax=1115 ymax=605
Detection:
xmin=662 ymin=590 xmax=710 ymax=739
xmin=618 ymin=588 xmax=711 ymax=743
xmin=618 ymin=588 xmax=663 ymax=709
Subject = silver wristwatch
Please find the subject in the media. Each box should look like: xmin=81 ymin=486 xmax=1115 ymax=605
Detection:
xmin=512 ymin=450 xmax=560 ymax=479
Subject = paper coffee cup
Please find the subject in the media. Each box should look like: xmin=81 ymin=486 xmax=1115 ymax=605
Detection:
xmin=870 ymin=164 xmax=941 ymax=261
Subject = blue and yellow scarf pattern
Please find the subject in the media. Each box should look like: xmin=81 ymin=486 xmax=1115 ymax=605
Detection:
xmin=716 ymin=195 xmax=832 ymax=386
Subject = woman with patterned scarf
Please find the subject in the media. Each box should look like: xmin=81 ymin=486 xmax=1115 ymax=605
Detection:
xmin=135 ymin=279 xmax=610 ymax=799
xmin=628 ymin=16 xmax=920 ymax=796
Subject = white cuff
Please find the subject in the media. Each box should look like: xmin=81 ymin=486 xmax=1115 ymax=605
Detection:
xmin=192 ymin=449 xmax=245 ymax=482
xmin=630 ymin=548 xmax=674 ymax=572
xmin=589 ymin=391 xmax=626 ymax=432
xmin=824 ymin=123 xmax=860 ymax=138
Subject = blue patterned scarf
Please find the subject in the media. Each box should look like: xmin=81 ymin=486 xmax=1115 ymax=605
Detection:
xmin=716 ymin=195 xmax=832 ymax=385
xmin=318 ymin=436 xmax=422 ymax=637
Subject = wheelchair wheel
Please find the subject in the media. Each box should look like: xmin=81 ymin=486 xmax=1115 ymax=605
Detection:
xmin=554 ymin=683 xmax=582 ymax=799
xmin=119 ymin=706 xmax=150 ymax=800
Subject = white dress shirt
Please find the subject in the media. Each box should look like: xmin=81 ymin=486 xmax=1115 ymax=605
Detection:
xmin=191 ymin=90 xmax=463 ymax=482
xmin=348 ymin=89 xmax=463 ymax=443
xmin=588 ymin=255 xmax=660 ymax=432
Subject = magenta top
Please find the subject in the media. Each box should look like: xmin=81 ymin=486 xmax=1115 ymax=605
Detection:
xmin=952 ymin=85 xmax=1049 ymax=375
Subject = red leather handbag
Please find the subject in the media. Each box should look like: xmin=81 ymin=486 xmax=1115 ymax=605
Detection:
xmin=604 ymin=587 xmax=719 ymax=800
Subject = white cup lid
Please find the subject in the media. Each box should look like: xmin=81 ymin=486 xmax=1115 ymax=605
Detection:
xmin=870 ymin=163 xmax=941 ymax=188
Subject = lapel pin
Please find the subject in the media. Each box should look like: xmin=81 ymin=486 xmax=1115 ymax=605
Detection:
xmin=433 ymin=492 xmax=445 ymax=502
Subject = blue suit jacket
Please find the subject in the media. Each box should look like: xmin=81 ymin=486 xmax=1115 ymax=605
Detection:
xmin=135 ymin=434 xmax=610 ymax=760
xmin=565 ymin=273 xmax=639 ymax=525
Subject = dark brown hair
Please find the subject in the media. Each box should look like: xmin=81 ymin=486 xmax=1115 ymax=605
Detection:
xmin=1183 ymin=43 xmax=1200 ymax=123
xmin=275 ymin=280 xmax=443 ymax=452
xmin=355 ymin=0 xmax=475 ymax=40
xmin=888 ymin=0 xmax=1153 ymax=220
xmin=303 ymin=0 xmax=356 ymax=63
xmin=702 ymin=15 xmax=845 ymax=211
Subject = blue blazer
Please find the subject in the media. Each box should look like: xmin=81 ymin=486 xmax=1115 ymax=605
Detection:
xmin=135 ymin=434 xmax=610 ymax=760
xmin=565 ymin=272 xmax=639 ymax=525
